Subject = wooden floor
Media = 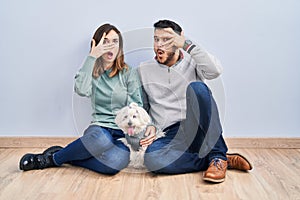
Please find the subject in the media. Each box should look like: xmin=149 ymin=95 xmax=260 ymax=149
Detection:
xmin=0 ymin=147 xmax=299 ymax=200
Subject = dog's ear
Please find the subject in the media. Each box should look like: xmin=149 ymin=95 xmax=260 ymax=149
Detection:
xmin=136 ymin=106 xmax=151 ymax=125
xmin=129 ymin=102 xmax=138 ymax=108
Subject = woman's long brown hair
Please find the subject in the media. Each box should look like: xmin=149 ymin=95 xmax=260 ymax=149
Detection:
xmin=91 ymin=24 xmax=127 ymax=78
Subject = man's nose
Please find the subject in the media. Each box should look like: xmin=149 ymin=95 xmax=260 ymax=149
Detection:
xmin=157 ymin=41 xmax=163 ymax=47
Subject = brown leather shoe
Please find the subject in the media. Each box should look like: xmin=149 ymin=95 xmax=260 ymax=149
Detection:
xmin=203 ymin=158 xmax=227 ymax=183
xmin=227 ymin=153 xmax=253 ymax=171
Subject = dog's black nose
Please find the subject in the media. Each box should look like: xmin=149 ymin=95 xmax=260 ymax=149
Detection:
xmin=128 ymin=121 xmax=132 ymax=126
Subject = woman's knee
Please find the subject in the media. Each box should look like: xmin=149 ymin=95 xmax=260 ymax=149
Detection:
xmin=83 ymin=125 xmax=110 ymax=138
xmin=81 ymin=126 xmax=113 ymax=149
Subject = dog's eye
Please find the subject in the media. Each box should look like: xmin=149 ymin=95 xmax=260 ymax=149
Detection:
xmin=132 ymin=115 xmax=137 ymax=118
xmin=124 ymin=116 xmax=128 ymax=119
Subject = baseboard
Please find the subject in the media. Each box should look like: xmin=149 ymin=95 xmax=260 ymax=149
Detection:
xmin=0 ymin=137 xmax=299 ymax=149
xmin=0 ymin=137 xmax=76 ymax=148
xmin=225 ymin=137 xmax=300 ymax=149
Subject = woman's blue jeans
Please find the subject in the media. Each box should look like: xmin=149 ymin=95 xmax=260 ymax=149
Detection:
xmin=53 ymin=125 xmax=130 ymax=175
xmin=144 ymin=81 xmax=228 ymax=174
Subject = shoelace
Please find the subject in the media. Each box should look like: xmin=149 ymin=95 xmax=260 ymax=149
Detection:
xmin=35 ymin=154 xmax=52 ymax=169
xmin=212 ymin=158 xmax=224 ymax=170
xmin=35 ymin=154 xmax=46 ymax=168
xmin=228 ymin=156 xmax=241 ymax=168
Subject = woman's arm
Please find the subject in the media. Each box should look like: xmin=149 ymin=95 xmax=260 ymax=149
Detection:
xmin=126 ymin=67 xmax=143 ymax=107
xmin=74 ymin=56 xmax=96 ymax=97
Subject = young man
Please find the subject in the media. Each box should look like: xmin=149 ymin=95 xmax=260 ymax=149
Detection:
xmin=138 ymin=19 xmax=252 ymax=183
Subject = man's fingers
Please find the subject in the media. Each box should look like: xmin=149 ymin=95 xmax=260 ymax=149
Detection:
xmin=144 ymin=129 xmax=150 ymax=137
xmin=163 ymin=27 xmax=176 ymax=35
xmin=141 ymin=134 xmax=155 ymax=142
xmin=162 ymin=38 xmax=174 ymax=47
xmin=140 ymin=133 xmax=155 ymax=143
xmin=140 ymin=135 xmax=156 ymax=146
xmin=140 ymin=125 xmax=157 ymax=146
xmin=144 ymin=125 xmax=156 ymax=136
xmin=162 ymin=39 xmax=175 ymax=50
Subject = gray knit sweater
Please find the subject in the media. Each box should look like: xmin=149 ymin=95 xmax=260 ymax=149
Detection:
xmin=138 ymin=42 xmax=223 ymax=130
xmin=124 ymin=124 xmax=157 ymax=151
xmin=125 ymin=131 xmax=145 ymax=151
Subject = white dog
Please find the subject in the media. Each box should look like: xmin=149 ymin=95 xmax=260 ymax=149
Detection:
xmin=115 ymin=102 xmax=164 ymax=169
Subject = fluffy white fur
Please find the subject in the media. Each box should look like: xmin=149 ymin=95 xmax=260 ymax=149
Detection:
xmin=115 ymin=102 xmax=164 ymax=169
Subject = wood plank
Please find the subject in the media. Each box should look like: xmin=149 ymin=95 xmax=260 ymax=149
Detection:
xmin=0 ymin=148 xmax=299 ymax=199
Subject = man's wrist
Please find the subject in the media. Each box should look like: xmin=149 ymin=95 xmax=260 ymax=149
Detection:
xmin=183 ymin=40 xmax=192 ymax=51
xmin=183 ymin=40 xmax=196 ymax=53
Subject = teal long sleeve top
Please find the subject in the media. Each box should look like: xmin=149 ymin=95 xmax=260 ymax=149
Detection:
xmin=74 ymin=56 xmax=143 ymax=129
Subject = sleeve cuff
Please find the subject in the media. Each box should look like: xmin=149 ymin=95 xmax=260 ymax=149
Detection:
xmin=80 ymin=56 xmax=97 ymax=73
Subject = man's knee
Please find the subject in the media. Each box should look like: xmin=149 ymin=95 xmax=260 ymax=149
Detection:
xmin=144 ymin=144 xmax=167 ymax=173
xmin=187 ymin=82 xmax=210 ymax=96
xmin=102 ymin=149 xmax=130 ymax=174
xmin=144 ymin=150 xmax=164 ymax=173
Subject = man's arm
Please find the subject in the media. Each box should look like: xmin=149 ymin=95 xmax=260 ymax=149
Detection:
xmin=162 ymin=28 xmax=223 ymax=80
xmin=186 ymin=43 xmax=223 ymax=80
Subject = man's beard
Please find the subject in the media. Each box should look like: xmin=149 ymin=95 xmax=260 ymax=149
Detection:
xmin=157 ymin=51 xmax=176 ymax=66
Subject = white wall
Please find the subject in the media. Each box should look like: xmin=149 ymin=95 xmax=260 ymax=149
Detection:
xmin=0 ymin=0 xmax=299 ymax=137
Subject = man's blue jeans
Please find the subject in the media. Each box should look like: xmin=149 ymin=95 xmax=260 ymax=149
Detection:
xmin=53 ymin=125 xmax=130 ymax=175
xmin=144 ymin=81 xmax=228 ymax=174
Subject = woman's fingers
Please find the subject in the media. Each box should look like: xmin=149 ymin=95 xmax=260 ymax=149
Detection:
xmin=98 ymin=32 xmax=107 ymax=47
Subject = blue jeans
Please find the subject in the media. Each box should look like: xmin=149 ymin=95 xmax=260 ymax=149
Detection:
xmin=144 ymin=82 xmax=228 ymax=174
xmin=53 ymin=125 xmax=129 ymax=175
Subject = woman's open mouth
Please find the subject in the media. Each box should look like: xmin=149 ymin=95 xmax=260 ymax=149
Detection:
xmin=107 ymin=51 xmax=114 ymax=59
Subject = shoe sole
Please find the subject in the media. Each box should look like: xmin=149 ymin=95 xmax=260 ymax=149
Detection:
xmin=203 ymin=176 xmax=225 ymax=183
xmin=227 ymin=153 xmax=253 ymax=170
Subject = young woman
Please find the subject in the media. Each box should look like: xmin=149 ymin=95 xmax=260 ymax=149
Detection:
xmin=19 ymin=23 xmax=143 ymax=175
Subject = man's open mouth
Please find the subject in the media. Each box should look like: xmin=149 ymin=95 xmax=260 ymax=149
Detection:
xmin=157 ymin=49 xmax=165 ymax=55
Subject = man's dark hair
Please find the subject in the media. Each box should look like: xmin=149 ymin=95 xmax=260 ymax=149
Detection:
xmin=153 ymin=19 xmax=182 ymax=35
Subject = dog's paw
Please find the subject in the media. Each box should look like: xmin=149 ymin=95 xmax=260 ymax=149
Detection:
xmin=156 ymin=131 xmax=165 ymax=139
xmin=118 ymin=138 xmax=129 ymax=147
xmin=129 ymin=150 xmax=146 ymax=169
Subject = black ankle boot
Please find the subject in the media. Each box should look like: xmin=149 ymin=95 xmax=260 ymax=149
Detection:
xmin=42 ymin=146 xmax=63 ymax=155
xmin=19 ymin=146 xmax=63 ymax=171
